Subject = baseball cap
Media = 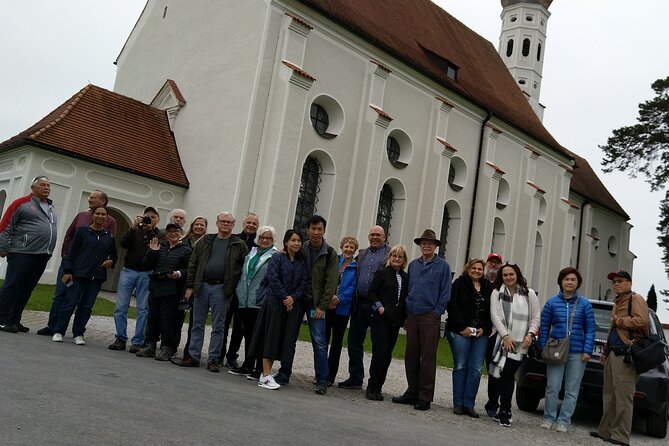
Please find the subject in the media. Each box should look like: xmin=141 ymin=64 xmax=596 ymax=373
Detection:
xmin=165 ymin=223 xmax=181 ymax=232
xmin=607 ymin=270 xmax=632 ymax=281
xmin=486 ymin=253 xmax=502 ymax=263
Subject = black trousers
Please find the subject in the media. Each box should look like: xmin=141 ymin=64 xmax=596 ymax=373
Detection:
xmin=145 ymin=293 xmax=180 ymax=349
xmin=368 ymin=315 xmax=400 ymax=392
xmin=487 ymin=356 xmax=523 ymax=413
xmin=237 ymin=307 xmax=262 ymax=371
xmin=220 ymin=294 xmax=244 ymax=363
xmin=325 ymin=309 xmax=350 ymax=384
xmin=177 ymin=307 xmax=194 ymax=359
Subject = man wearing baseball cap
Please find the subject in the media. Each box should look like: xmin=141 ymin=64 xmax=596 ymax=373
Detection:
xmin=485 ymin=253 xmax=502 ymax=285
xmin=590 ymin=270 xmax=649 ymax=446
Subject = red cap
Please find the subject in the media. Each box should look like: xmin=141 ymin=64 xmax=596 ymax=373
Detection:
xmin=486 ymin=253 xmax=502 ymax=263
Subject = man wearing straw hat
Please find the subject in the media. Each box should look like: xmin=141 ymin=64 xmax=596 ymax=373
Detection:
xmin=392 ymin=229 xmax=452 ymax=411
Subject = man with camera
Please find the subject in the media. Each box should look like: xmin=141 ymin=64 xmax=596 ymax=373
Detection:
xmin=108 ymin=206 xmax=162 ymax=352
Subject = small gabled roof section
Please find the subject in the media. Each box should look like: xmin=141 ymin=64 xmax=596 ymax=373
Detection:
xmin=0 ymin=84 xmax=188 ymax=188
xmin=569 ymin=153 xmax=628 ymax=220
xmin=151 ymin=79 xmax=187 ymax=109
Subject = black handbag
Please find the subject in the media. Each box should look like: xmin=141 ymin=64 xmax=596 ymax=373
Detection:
xmin=627 ymin=296 xmax=667 ymax=374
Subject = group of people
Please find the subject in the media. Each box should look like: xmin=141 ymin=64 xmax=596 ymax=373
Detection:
xmin=0 ymin=176 xmax=652 ymax=445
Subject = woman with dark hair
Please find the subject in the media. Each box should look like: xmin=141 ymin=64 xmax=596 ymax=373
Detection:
xmin=538 ymin=267 xmax=595 ymax=433
xmin=366 ymin=244 xmax=408 ymax=401
xmin=248 ymin=229 xmax=308 ymax=390
xmin=52 ymin=206 xmax=117 ymax=345
xmin=485 ymin=262 xmax=540 ymax=427
xmin=446 ymin=258 xmax=493 ymax=417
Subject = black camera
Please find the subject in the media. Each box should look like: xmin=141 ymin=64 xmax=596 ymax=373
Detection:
xmin=141 ymin=215 xmax=152 ymax=225
xmin=178 ymin=298 xmax=192 ymax=311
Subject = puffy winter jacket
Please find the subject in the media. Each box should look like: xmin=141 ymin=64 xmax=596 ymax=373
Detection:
xmin=538 ymin=290 xmax=596 ymax=355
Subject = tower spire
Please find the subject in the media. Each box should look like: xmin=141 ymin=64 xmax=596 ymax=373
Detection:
xmin=499 ymin=0 xmax=552 ymax=121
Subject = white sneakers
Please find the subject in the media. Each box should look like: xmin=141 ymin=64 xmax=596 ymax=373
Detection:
xmin=258 ymin=374 xmax=281 ymax=390
xmin=52 ymin=333 xmax=63 ymax=342
xmin=555 ymin=424 xmax=568 ymax=433
xmin=540 ymin=420 xmax=552 ymax=430
xmin=51 ymin=334 xmax=85 ymax=345
xmin=74 ymin=336 xmax=86 ymax=345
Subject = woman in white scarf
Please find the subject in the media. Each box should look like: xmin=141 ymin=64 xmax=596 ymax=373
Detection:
xmin=484 ymin=262 xmax=540 ymax=427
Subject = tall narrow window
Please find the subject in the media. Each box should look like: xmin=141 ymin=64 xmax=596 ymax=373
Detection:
xmin=293 ymin=156 xmax=322 ymax=233
xmin=376 ymin=184 xmax=395 ymax=239
xmin=310 ymin=104 xmax=330 ymax=137
xmin=506 ymin=39 xmax=514 ymax=57
xmin=438 ymin=205 xmax=450 ymax=258
xmin=537 ymin=43 xmax=542 ymax=61
xmin=522 ymin=38 xmax=531 ymax=57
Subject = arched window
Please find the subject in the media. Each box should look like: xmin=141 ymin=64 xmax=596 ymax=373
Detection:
xmin=537 ymin=42 xmax=542 ymax=61
xmin=293 ymin=156 xmax=323 ymax=232
xmin=310 ymin=103 xmax=330 ymax=137
xmin=438 ymin=205 xmax=450 ymax=258
xmin=386 ymin=136 xmax=401 ymax=167
xmin=522 ymin=38 xmax=531 ymax=57
xmin=376 ymin=183 xmax=395 ymax=239
xmin=506 ymin=38 xmax=514 ymax=57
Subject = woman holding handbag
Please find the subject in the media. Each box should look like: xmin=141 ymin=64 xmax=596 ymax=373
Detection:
xmin=538 ymin=267 xmax=596 ymax=433
xmin=485 ymin=262 xmax=540 ymax=427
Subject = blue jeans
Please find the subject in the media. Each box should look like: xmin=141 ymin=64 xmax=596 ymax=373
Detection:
xmin=544 ymin=352 xmax=587 ymax=426
xmin=113 ymin=267 xmax=150 ymax=345
xmin=0 ymin=253 xmax=50 ymax=324
xmin=46 ymin=261 xmax=67 ymax=329
xmin=447 ymin=331 xmax=488 ymax=408
xmin=54 ymin=278 xmax=103 ymax=337
xmin=188 ymin=283 xmax=230 ymax=363
xmin=345 ymin=303 xmax=371 ymax=385
xmin=306 ymin=306 xmax=329 ymax=386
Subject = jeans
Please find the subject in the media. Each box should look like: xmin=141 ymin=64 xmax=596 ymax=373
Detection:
xmin=325 ymin=309 xmax=350 ymax=384
xmin=306 ymin=306 xmax=329 ymax=386
xmin=447 ymin=331 xmax=488 ymax=408
xmin=188 ymin=283 xmax=230 ymax=363
xmin=113 ymin=267 xmax=150 ymax=345
xmin=345 ymin=303 xmax=371 ymax=385
xmin=278 ymin=301 xmax=304 ymax=380
xmin=544 ymin=352 xmax=587 ymax=426
xmin=46 ymin=261 xmax=67 ymax=329
xmin=54 ymin=278 xmax=103 ymax=337
xmin=0 ymin=253 xmax=50 ymax=325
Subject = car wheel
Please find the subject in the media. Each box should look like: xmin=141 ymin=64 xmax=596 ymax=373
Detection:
xmin=516 ymin=386 xmax=541 ymax=412
xmin=646 ymin=402 xmax=668 ymax=438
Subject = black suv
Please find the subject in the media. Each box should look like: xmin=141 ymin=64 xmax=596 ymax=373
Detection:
xmin=515 ymin=299 xmax=669 ymax=438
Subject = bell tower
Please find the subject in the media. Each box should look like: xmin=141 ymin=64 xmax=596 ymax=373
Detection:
xmin=499 ymin=0 xmax=552 ymax=121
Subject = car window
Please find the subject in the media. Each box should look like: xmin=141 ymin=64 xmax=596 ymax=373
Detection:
xmin=649 ymin=311 xmax=665 ymax=341
xmin=593 ymin=307 xmax=611 ymax=332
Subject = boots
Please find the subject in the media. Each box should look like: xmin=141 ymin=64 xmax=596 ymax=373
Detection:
xmin=136 ymin=342 xmax=157 ymax=357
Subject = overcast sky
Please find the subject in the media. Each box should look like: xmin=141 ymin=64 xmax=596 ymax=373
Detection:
xmin=1 ymin=1 xmax=668 ymax=321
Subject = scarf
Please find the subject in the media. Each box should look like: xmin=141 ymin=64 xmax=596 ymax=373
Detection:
xmin=489 ymin=285 xmax=530 ymax=377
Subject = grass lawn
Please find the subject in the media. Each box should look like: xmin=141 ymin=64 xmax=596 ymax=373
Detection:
xmin=17 ymin=283 xmax=454 ymax=367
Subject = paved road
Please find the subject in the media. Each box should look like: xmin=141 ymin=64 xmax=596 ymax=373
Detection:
xmin=0 ymin=311 xmax=664 ymax=445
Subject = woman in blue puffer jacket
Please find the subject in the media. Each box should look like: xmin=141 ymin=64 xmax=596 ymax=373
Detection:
xmin=538 ymin=267 xmax=596 ymax=433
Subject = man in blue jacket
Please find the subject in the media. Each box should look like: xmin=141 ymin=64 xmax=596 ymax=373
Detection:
xmin=0 ymin=175 xmax=58 ymax=333
xmin=392 ymin=229 xmax=451 ymax=411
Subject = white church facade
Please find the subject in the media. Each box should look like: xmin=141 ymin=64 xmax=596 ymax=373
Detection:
xmin=0 ymin=0 xmax=633 ymax=301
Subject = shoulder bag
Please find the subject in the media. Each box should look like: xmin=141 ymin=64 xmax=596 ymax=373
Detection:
xmin=542 ymin=297 xmax=578 ymax=365
xmin=627 ymin=295 xmax=667 ymax=374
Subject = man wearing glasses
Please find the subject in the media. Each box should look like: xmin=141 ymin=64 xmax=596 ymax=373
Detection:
xmin=180 ymin=211 xmax=247 ymax=372
xmin=0 ymin=176 xmax=58 ymax=333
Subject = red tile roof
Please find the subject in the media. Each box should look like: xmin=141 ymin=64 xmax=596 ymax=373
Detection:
xmin=298 ymin=0 xmax=567 ymax=155
xmin=569 ymin=153 xmax=628 ymax=219
xmin=0 ymin=84 xmax=188 ymax=188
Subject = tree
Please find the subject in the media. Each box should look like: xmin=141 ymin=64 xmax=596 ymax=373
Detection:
xmin=647 ymin=284 xmax=658 ymax=312
xmin=601 ymin=76 xmax=669 ymax=274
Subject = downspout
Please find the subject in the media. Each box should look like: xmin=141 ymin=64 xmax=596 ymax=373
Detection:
xmin=464 ymin=110 xmax=493 ymax=263
xmin=575 ymin=199 xmax=589 ymax=269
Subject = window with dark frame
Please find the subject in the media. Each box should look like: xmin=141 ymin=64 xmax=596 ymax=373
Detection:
xmin=448 ymin=164 xmax=463 ymax=191
xmin=376 ymin=183 xmax=395 ymax=240
xmin=386 ymin=136 xmax=406 ymax=169
xmin=537 ymin=43 xmax=542 ymax=61
xmin=506 ymin=38 xmax=514 ymax=57
xmin=438 ymin=205 xmax=450 ymax=258
xmin=310 ymin=103 xmax=333 ymax=138
xmin=522 ymin=38 xmax=531 ymax=57
xmin=293 ymin=156 xmax=322 ymax=234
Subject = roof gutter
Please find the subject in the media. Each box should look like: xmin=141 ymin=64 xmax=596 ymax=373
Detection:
xmin=464 ymin=110 xmax=493 ymax=263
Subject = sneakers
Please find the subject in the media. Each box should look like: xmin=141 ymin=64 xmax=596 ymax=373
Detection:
xmin=229 ymin=366 xmax=253 ymax=376
xmin=155 ymin=346 xmax=173 ymax=361
xmin=136 ymin=344 xmax=157 ymax=358
xmin=207 ymin=361 xmax=220 ymax=373
xmin=273 ymin=374 xmax=289 ymax=385
xmin=128 ymin=344 xmax=142 ymax=354
xmin=73 ymin=336 xmax=86 ymax=345
xmin=555 ymin=424 xmax=568 ymax=433
xmin=37 ymin=326 xmax=54 ymax=336
xmin=338 ymin=378 xmax=362 ymax=390
xmin=315 ymin=384 xmax=327 ymax=395
xmin=52 ymin=333 xmax=63 ymax=342
xmin=225 ymin=358 xmax=239 ymax=369
xmin=258 ymin=374 xmax=281 ymax=390
xmin=17 ymin=323 xmax=29 ymax=333
xmin=484 ymin=403 xmax=498 ymax=418
xmin=246 ymin=370 xmax=261 ymax=381
xmin=497 ymin=411 xmax=511 ymax=427
xmin=0 ymin=323 xmax=19 ymax=333
xmin=541 ymin=420 xmax=553 ymax=430
xmin=108 ymin=338 xmax=126 ymax=351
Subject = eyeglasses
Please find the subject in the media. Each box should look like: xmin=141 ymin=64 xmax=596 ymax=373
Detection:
xmin=259 ymin=236 xmax=273 ymax=241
